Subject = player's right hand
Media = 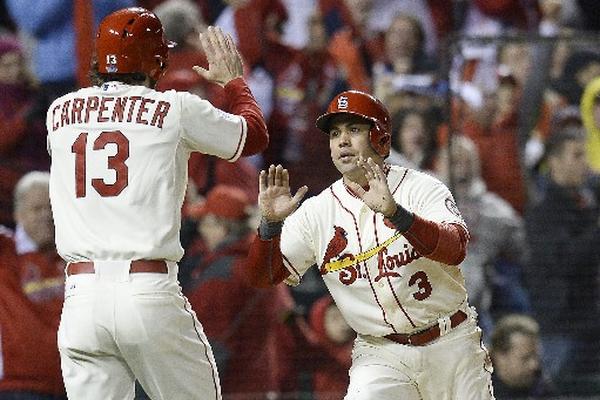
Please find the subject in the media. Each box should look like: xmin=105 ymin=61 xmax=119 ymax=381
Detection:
xmin=193 ymin=26 xmax=243 ymax=87
xmin=259 ymin=164 xmax=308 ymax=222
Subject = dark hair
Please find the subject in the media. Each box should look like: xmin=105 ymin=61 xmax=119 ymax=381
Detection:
xmin=491 ymin=314 xmax=539 ymax=354
xmin=89 ymin=60 xmax=156 ymax=88
xmin=544 ymin=125 xmax=585 ymax=160
xmin=390 ymin=107 xmax=439 ymax=169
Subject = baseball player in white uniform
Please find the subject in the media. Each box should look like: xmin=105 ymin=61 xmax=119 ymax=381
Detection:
xmin=46 ymin=7 xmax=268 ymax=400
xmin=245 ymin=90 xmax=495 ymax=399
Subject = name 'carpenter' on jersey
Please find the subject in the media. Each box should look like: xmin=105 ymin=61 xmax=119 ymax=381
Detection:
xmin=50 ymin=95 xmax=171 ymax=131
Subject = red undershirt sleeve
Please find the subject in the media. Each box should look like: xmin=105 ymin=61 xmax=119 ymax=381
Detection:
xmin=223 ymin=77 xmax=269 ymax=156
xmin=402 ymin=215 xmax=469 ymax=265
xmin=245 ymin=233 xmax=291 ymax=288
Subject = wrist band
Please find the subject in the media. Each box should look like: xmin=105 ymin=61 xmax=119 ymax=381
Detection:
xmin=388 ymin=204 xmax=414 ymax=232
xmin=259 ymin=218 xmax=283 ymax=240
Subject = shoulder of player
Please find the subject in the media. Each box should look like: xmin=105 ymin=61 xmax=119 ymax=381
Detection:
xmin=388 ymin=165 xmax=447 ymax=191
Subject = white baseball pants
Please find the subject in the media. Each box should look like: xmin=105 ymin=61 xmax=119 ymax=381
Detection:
xmin=58 ymin=260 xmax=221 ymax=400
xmin=345 ymin=309 xmax=495 ymax=400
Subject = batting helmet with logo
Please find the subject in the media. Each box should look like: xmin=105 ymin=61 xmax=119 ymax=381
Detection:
xmin=95 ymin=7 xmax=175 ymax=82
xmin=315 ymin=90 xmax=392 ymax=158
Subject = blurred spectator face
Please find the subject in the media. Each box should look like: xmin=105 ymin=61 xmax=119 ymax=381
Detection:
xmin=343 ymin=0 xmax=372 ymax=29
xmin=550 ymin=40 xmax=570 ymax=80
xmin=450 ymin=138 xmax=477 ymax=186
xmin=15 ymin=183 xmax=54 ymax=250
xmin=539 ymin=0 xmax=562 ymax=21
xmin=494 ymin=332 xmax=541 ymax=390
xmin=198 ymin=214 xmax=229 ymax=251
xmin=0 ymin=50 xmax=23 ymax=84
xmin=307 ymin=14 xmax=327 ymax=51
xmin=385 ymin=15 xmax=422 ymax=61
xmin=548 ymin=137 xmax=588 ymax=187
xmin=496 ymin=81 xmax=517 ymax=118
xmin=576 ymin=61 xmax=600 ymax=88
xmin=499 ymin=43 xmax=531 ymax=86
xmin=323 ymin=303 xmax=353 ymax=344
xmin=192 ymin=185 xmax=250 ymax=251
xmin=398 ymin=112 xmax=427 ymax=162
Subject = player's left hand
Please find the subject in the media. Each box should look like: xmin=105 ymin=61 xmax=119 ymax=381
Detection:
xmin=193 ymin=26 xmax=243 ymax=87
xmin=346 ymin=157 xmax=397 ymax=217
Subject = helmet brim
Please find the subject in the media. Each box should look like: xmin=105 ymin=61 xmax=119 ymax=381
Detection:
xmin=315 ymin=111 xmax=375 ymax=134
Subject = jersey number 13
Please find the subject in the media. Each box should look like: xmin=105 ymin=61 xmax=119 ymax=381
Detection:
xmin=71 ymin=131 xmax=129 ymax=198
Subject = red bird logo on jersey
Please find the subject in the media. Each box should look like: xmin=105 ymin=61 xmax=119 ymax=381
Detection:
xmin=319 ymin=226 xmax=348 ymax=274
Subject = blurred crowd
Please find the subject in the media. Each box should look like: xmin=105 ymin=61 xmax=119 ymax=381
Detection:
xmin=1 ymin=0 xmax=600 ymax=399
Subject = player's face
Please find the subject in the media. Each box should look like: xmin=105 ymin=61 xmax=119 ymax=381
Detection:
xmin=15 ymin=184 xmax=54 ymax=250
xmin=328 ymin=114 xmax=380 ymax=182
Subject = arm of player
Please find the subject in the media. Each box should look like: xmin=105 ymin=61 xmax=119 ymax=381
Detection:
xmin=245 ymin=165 xmax=308 ymax=287
xmin=347 ymin=158 xmax=468 ymax=266
xmin=193 ymin=26 xmax=268 ymax=156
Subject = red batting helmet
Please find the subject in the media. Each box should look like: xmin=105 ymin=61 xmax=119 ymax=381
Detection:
xmin=95 ymin=7 xmax=174 ymax=82
xmin=316 ymin=90 xmax=392 ymax=158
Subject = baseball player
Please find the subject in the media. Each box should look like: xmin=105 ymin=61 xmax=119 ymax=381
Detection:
xmin=245 ymin=90 xmax=495 ymax=399
xmin=46 ymin=7 xmax=268 ymax=400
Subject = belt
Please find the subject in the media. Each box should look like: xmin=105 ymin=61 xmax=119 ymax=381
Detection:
xmin=384 ymin=310 xmax=467 ymax=346
xmin=67 ymin=260 xmax=168 ymax=276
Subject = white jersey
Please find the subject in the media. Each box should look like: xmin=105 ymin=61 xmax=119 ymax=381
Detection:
xmin=46 ymin=82 xmax=247 ymax=262
xmin=280 ymin=165 xmax=469 ymax=336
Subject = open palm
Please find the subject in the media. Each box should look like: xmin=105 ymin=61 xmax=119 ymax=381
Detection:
xmin=259 ymin=165 xmax=308 ymax=222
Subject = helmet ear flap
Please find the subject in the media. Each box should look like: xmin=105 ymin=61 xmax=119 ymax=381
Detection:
xmin=369 ymin=123 xmax=391 ymax=158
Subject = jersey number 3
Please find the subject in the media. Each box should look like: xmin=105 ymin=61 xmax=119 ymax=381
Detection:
xmin=71 ymin=131 xmax=129 ymax=198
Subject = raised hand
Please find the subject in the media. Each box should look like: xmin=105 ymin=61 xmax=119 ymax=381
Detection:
xmin=345 ymin=157 xmax=397 ymax=217
xmin=259 ymin=165 xmax=308 ymax=222
xmin=192 ymin=26 xmax=243 ymax=87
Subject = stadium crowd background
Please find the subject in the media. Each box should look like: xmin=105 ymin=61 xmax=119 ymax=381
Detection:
xmin=1 ymin=0 xmax=600 ymax=399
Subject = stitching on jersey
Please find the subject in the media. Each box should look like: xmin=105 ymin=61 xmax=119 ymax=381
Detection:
xmin=375 ymin=212 xmax=417 ymax=328
xmin=331 ymin=187 xmax=397 ymax=332
xmin=391 ymin=168 xmax=409 ymax=195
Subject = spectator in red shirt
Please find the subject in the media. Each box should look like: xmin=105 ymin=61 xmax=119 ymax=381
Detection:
xmin=183 ymin=185 xmax=296 ymax=397
xmin=0 ymin=171 xmax=66 ymax=399
xmin=0 ymin=36 xmax=48 ymax=228
xmin=301 ymin=295 xmax=354 ymax=400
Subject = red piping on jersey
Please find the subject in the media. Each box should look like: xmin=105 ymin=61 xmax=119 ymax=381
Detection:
xmin=224 ymin=77 xmax=268 ymax=157
xmin=373 ymin=213 xmax=417 ymax=329
xmin=331 ymin=187 xmax=398 ymax=333
xmin=282 ymin=253 xmax=301 ymax=279
xmin=179 ymin=291 xmax=220 ymax=398
xmin=226 ymin=122 xmax=245 ymax=162
xmin=391 ymin=168 xmax=408 ymax=194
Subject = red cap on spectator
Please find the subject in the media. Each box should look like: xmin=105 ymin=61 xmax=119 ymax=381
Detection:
xmin=188 ymin=185 xmax=250 ymax=220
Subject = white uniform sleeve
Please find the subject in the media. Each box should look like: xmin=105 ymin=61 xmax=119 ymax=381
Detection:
xmin=407 ymin=171 xmax=466 ymax=228
xmin=279 ymin=201 xmax=318 ymax=286
xmin=179 ymin=92 xmax=247 ymax=162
